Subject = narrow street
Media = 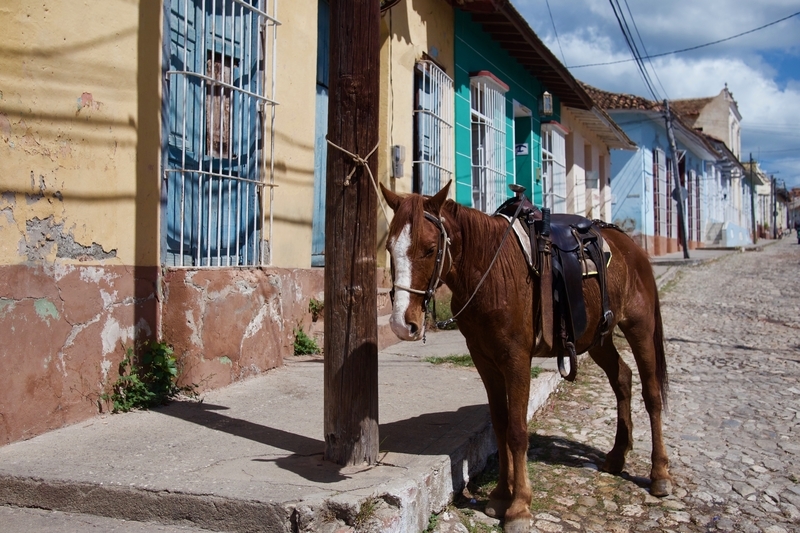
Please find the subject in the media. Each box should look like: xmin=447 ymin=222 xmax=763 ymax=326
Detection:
xmin=444 ymin=237 xmax=800 ymax=533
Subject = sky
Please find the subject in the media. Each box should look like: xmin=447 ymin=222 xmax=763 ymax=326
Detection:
xmin=513 ymin=0 xmax=800 ymax=189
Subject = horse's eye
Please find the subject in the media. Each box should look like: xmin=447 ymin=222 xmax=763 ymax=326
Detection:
xmin=424 ymin=246 xmax=436 ymax=258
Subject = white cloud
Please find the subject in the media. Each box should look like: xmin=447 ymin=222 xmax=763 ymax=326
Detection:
xmin=513 ymin=0 xmax=800 ymax=186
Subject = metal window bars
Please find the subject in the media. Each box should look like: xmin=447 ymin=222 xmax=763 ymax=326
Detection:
xmin=165 ymin=0 xmax=279 ymax=267
xmin=470 ymin=79 xmax=506 ymax=214
xmin=541 ymin=125 xmax=566 ymax=213
xmin=653 ymin=148 xmax=667 ymax=237
xmin=413 ymin=61 xmax=454 ymax=196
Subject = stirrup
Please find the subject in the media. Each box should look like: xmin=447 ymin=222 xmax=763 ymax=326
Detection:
xmin=601 ymin=310 xmax=614 ymax=336
xmin=558 ymin=342 xmax=578 ymax=381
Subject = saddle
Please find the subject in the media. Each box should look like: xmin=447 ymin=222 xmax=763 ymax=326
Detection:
xmin=494 ymin=187 xmax=614 ymax=381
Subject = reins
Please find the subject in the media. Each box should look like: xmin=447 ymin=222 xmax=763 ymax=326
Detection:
xmin=435 ymin=198 xmax=524 ymax=329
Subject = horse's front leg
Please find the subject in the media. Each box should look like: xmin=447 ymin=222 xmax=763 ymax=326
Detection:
xmin=471 ymin=354 xmax=514 ymax=519
xmin=501 ymin=356 xmax=534 ymax=533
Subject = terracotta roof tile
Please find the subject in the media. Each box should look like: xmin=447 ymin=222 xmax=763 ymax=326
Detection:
xmin=670 ymin=97 xmax=713 ymax=127
xmin=670 ymin=97 xmax=712 ymax=117
xmin=580 ymin=83 xmax=663 ymax=111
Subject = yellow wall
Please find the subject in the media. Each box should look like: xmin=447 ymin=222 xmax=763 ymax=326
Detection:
xmin=376 ymin=1 xmax=453 ymax=265
xmin=266 ymin=2 xmax=319 ymax=268
xmin=379 ymin=0 xmax=454 ymax=197
xmin=0 ymin=0 xmax=162 ymax=267
xmin=267 ymin=1 xmax=454 ymax=269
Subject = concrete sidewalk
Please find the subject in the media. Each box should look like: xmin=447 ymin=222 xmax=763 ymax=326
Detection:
xmin=0 ymin=244 xmax=756 ymax=533
xmin=0 ymin=330 xmax=561 ymax=533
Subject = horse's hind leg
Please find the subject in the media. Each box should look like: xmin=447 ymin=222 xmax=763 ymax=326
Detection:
xmin=588 ymin=340 xmax=634 ymax=474
xmin=622 ymin=323 xmax=672 ymax=497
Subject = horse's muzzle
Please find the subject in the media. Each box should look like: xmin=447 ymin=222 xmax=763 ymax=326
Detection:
xmin=389 ymin=315 xmax=424 ymax=341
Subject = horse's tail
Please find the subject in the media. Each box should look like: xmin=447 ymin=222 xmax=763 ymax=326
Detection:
xmin=653 ymin=294 xmax=669 ymax=414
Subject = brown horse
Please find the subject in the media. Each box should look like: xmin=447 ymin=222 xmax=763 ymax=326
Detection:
xmin=381 ymin=182 xmax=671 ymax=533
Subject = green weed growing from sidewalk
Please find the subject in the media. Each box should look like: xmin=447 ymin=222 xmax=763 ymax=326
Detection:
xmin=102 ymin=341 xmax=197 ymax=413
xmin=293 ymin=326 xmax=321 ymax=355
xmin=425 ymin=354 xmax=541 ymax=378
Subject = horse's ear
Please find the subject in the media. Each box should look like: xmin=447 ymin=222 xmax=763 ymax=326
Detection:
xmin=380 ymin=182 xmax=403 ymax=212
xmin=429 ymin=180 xmax=451 ymax=215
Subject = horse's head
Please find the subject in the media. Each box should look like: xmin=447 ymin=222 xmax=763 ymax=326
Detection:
xmin=380 ymin=181 xmax=452 ymax=341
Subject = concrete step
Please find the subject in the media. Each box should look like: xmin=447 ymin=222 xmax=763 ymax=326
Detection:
xmin=377 ymin=287 xmax=393 ymax=316
xmin=306 ymin=312 xmax=399 ymax=354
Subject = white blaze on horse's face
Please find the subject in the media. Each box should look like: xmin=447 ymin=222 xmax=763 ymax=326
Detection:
xmin=388 ymin=223 xmax=425 ymax=341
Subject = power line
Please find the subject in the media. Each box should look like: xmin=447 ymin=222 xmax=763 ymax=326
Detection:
xmin=570 ymin=10 xmax=800 ymax=69
xmin=622 ymin=0 xmax=668 ymax=100
xmin=752 ymin=147 xmax=800 ymax=154
xmin=544 ymin=0 xmax=567 ymax=66
xmin=607 ymin=0 xmax=661 ymax=102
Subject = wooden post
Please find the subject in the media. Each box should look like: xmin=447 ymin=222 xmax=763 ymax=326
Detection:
xmin=749 ymin=153 xmax=758 ymax=244
xmin=322 ymin=0 xmax=380 ymax=466
xmin=663 ymin=100 xmax=690 ymax=259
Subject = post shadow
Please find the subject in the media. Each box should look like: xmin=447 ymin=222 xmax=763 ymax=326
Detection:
xmin=157 ymin=399 xmax=491 ymax=485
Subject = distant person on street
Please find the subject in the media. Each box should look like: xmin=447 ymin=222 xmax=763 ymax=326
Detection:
xmin=795 ymin=217 xmax=800 ymax=243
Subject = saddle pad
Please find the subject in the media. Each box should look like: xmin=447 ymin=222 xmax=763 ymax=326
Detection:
xmin=495 ymin=214 xmax=611 ymax=276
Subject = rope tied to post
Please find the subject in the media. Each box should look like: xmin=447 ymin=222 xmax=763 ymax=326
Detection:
xmin=326 ymin=136 xmax=390 ymax=222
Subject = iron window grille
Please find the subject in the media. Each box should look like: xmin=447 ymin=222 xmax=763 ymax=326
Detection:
xmin=164 ymin=0 xmax=279 ymax=267
xmin=470 ymin=73 xmax=507 ymax=214
xmin=413 ymin=60 xmax=454 ymax=196
xmin=541 ymin=123 xmax=567 ymax=213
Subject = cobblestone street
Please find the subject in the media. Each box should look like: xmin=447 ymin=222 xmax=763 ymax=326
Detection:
xmin=440 ymin=237 xmax=800 ymax=533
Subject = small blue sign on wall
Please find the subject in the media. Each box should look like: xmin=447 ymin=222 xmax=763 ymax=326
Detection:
xmin=515 ymin=143 xmax=529 ymax=156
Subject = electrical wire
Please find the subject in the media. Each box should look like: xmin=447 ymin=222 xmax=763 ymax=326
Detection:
xmin=622 ymin=0 xmax=668 ymax=100
xmin=544 ymin=0 xmax=567 ymax=66
xmin=571 ymin=10 xmax=800 ymax=69
xmin=607 ymin=0 xmax=661 ymax=102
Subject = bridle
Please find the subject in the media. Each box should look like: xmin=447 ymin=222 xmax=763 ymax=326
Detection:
xmin=390 ymin=212 xmax=452 ymax=313
xmin=390 ymin=198 xmax=524 ymax=330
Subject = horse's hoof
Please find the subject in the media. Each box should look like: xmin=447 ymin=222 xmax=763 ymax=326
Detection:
xmin=503 ymin=517 xmax=533 ymax=533
xmin=650 ymin=478 xmax=673 ymax=497
xmin=485 ymin=499 xmax=510 ymax=518
xmin=600 ymin=459 xmax=624 ymax=475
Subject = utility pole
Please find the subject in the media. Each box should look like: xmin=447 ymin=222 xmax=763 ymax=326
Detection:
xmin=323 ymin=0 xmax=380 ymax=465
xmin=749 ymin=153 xmax=757 ymax=244
xmin=771 ymin=175 xmax=777 ymax=239
xmin=663 ymin=100 xmax=690 ymax=259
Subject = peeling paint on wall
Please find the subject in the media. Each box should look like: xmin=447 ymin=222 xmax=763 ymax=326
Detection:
xmin=79 ymin=266 xmax=118 ymax=285
xmin=76 ymin=92 xmax=103 ymax=113
xmin=33 ymin=298 xmax=59 ymax=324
xmin=25 ymin=216 xmax=117 ymax=263
xmin=242 ymin=303 xmax=269 ymax=340
xmin=101 ymin=316 xmax=135 ymax=357
xmin=0 ymin=298 xmax=16 ymax=317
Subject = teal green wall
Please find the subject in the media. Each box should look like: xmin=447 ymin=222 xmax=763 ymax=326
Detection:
xmin=453 ymin=9 xmax=560 ymax=207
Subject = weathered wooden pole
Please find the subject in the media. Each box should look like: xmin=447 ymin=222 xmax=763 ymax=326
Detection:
xmin=322 ymin=0 xmax=380 ymax=465
xmin=663 ymin=100 xmax=690 ymax=259
xmin=749 ymin=153 xmax=758 ymax=244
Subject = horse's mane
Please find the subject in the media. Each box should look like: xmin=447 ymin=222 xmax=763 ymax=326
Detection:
xmin=440 ymin=199 xmax=510 ymax=267
xmin=389 ymin=193 xmax=514 ymax=268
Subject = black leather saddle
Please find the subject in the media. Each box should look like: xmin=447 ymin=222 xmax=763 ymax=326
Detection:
xmin=494 ymin=192 xmax=613 ymax=380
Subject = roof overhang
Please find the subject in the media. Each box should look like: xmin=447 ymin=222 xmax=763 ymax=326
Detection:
xmin=607 ymin=109 xmax=720 ymax=160
xmin=447 ymin=0 xmax=594 ymax=110
xmin=564 ymin=106 xmax=637 ymax=150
